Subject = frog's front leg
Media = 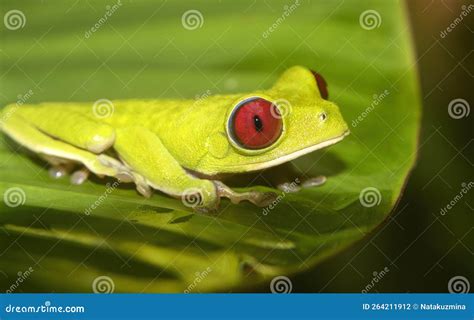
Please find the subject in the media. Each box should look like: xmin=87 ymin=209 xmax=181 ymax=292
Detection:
xmin=112 ymin=126 xmax=278 ymax=212
xmin=213 ymin=181 xmax=278 ymax=207
xmin=112 ymin=126 xmax=220 ymax=211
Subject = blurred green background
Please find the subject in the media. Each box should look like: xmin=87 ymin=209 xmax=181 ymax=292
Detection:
xmin=0 ymin=0 xmax=472 ymax=292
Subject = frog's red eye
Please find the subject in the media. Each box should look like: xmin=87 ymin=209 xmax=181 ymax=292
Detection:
xmin=229 ymin=98 xmax=283 ymax=150
xmin=311 ymin=70 xmax=328 ymax=100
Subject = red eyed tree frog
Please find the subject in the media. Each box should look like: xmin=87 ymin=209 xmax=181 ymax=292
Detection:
xmin=0 ymin=66 xmax=349 ymax=212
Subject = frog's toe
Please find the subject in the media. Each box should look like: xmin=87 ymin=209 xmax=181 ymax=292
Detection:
xmin=87 ymin=154 xmax=130 ymax=178
xmin=277 ymin=175 xmax=326 ymax=192
xmin=253 ymin=191 xmax=279 ymax=207
xmin=70 ymin=168 xmax=90 ymax=185
xmin=277 ymin=182 xmax=302 ymax=193
xmin=131 ymin=172 xmax=153 ymax=198
xmin=97 ymin=154 xmax=128 ymax=171
xmin=301 ymin=175 xmax=326 ymax=188
xmin=116 ymin=171 xmax=134 ymax=183
xmin=136 ymin=183 xmax=152 ymax=198
xmin=97 ymin=156 xmax=152 ymax=197
xmin=48 ymin=166 xmax=70 ymax=179
xmin=45 ymin=156 xmax=75 ymax=179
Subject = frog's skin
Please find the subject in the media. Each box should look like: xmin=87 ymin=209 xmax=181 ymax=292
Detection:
xmin=0 ymin=66 xmax=349 ymax=212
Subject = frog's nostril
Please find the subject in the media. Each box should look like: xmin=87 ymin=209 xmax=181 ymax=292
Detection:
xmin=319 ymin=112 xmax=327 ymax=121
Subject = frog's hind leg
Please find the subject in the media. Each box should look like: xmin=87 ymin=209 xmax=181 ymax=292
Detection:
xmin=1 ymin=112 xmax=125 ymax=180
xmin=16 ymin=104 xmax=115 ymax=153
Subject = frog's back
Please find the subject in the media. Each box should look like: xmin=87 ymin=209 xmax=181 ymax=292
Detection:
xmin=7 ymin=95 xmax=238 ymax=170
xmin=14 ymin=99 xmax=186 ymax=127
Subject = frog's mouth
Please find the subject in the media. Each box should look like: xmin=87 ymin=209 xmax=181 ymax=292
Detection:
xmin=235 ymin=129 xmax=350 ymax=172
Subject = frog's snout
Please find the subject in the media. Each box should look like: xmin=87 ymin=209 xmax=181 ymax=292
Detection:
xmin=317 ymin=101 xmax=350 ymax=138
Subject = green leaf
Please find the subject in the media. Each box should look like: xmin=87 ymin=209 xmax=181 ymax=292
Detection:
xmin=0 ymin=0 xmax=420 ymax=292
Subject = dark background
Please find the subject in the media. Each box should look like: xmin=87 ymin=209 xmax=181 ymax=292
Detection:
xmin=288 ymin=0 xmax=473 ymax=293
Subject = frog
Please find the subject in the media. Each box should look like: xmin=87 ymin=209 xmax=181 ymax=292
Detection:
xmin=0 ymin=66 xmax=349 ymax=213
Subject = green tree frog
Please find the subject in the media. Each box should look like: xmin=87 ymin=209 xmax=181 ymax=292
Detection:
xmin=1 ymin=66 xmax=349 ymax=212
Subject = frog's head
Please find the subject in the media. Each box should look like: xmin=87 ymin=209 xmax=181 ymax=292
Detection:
xmin=202 ymin=66 xmax=349 ymax=174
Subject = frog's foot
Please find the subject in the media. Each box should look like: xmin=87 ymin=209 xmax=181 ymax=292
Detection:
xmin=97 ymin=155 xmax=133 ymax=180
xmin=277 ymin=175 xmax=326 ymax=193
xmin=70 ymin=167 xmax=90 ymax=185
xmin=214 ymin=181 xmax=278 ymax=207
xmin=41 ymin=155 xmax=75 ymax=179
xmin=97 ymin=155 xmax=152 ymax=197
xmin=48 ymin=164 xmax=73 ymax=179
xmin=131 ymin=172 xmax=152 ymax=198
xmin=301 ymin=175 xmax=326 ymax=188
xmin=277 ymin=181 xmax=302 ymax=193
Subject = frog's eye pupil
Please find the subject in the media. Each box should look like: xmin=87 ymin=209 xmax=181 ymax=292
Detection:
xmin=311 ymin=70 xmax=329 ymax=100
xmin=229 ymin=98 xmax=283 ymax=150
xmin=253 ymin=115 xmax=263 ymax=132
